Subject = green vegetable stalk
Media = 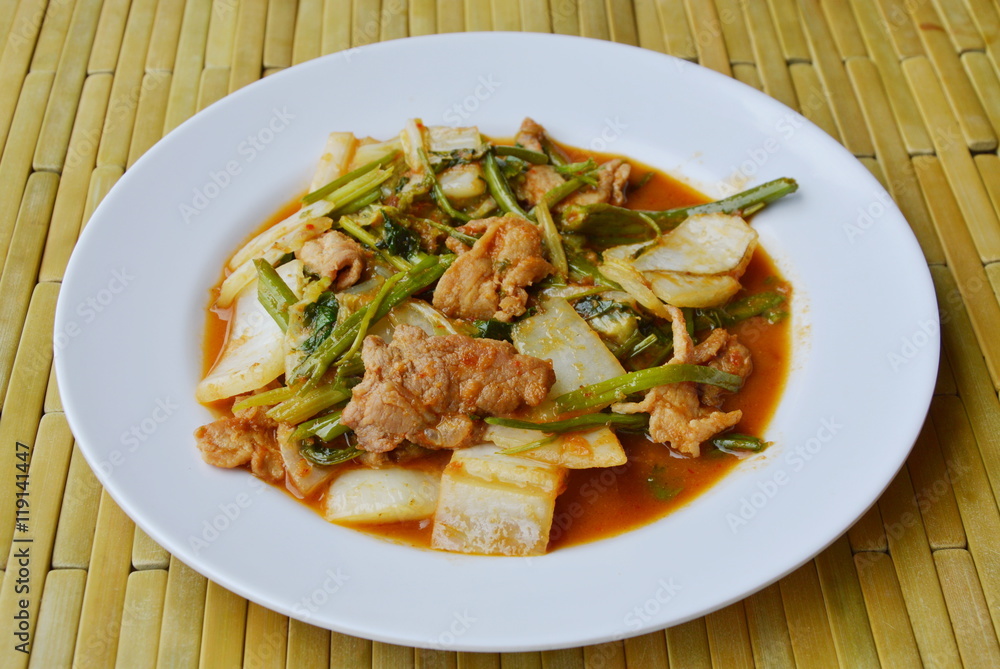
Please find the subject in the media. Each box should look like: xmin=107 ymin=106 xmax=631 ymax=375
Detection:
xmin=561 ymin=178 xmax=799 ymax=248
xmin=554 ymin=364 xmax=743 ymax=412
xmin=254 ymin=259 xmax=297 ymax=332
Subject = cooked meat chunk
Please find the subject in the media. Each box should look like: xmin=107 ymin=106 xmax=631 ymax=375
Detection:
xmin=194 ymin=400 xmax=285 ymax=482
xmin=512 ymin=118 xmax=630 ymax=209
xmin=700 ymin=333 xmax=753 ymax=408
xmin=515 ymin=117 xmax=548 ymax=152
xmin=296 ymin=230 xmax=365 ymax=290
xmin=433 ymin=215 xmax=553 ymax=322
xmin=515 ymin=163 xmax=566 ymax=209
xmin=341 ymin=325 xmax=555 ymax=453
xmin=612 ymin=307 xmax=743 ymax=457
xmin=561 ymin=159 xmax=631 ymax=208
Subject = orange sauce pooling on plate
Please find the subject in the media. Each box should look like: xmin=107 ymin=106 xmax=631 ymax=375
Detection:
xmin=201 ymin=145 xmax=792 ymax=552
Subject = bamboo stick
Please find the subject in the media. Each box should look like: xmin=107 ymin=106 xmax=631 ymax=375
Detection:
xmin=912 ymin=154 xmax=1000 ymax=390
xmin=163 ymin=0 xmax=213 ymax=134
xmin=0 ymin=283 xmax=58 ymax=556
xmin=146 ymin=0 xmax=187 ymax=72
xmin=853 ymin=551 xmax=923 ymax=667
xmin=198 ymin=581 xmax=248 ymax=668
xmin=813 ymin=536 xmax=880 ymax=668
xmin=0 ymin=72 xmax=53 ymax=279
xmin=779 ymin=561 xmax=839 ymax=668
xmin=0 ymin=413 xmax=74 ymax=669
xmin=705 ymin=602 xmax=753 ymax=668
xmin=113 ymin=570 xmax=168 ymax=669
xmin=0 ymin=173 xmax=58 ymax=407
xmin=877 ymin=460 xmax=962 ymax=666
xmin=665 ymin=618 xmax=712 ymax=668
xmin=934 ymin=549 xmax=1000 ymax=668
xmin=26 ymin=569 xmax=86 ymax=669
xmin=51 ymin=445 xmax=102 ymax=568
xmin=27 ymin=0 xmax=77 ymax=73
xmin=905 ymin=417 xmax=966 ymax=549
xmin=87 ymin=0 xmax=130 ymax=73
xmin=844 ymin=58 xmax=944 ymax=264
xmin=155 ymin=555 xmax=208 ymax=669
xmin=742 ymin=583 xmax=795 ymax=668
xmin=72 ymin=490 xmax=137 ymax=669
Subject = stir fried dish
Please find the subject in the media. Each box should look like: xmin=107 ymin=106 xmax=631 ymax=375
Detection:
xmin=195 ymin=118 xmax=796 ymax=556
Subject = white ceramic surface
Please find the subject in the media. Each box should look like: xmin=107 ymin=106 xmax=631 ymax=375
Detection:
xmin=55 ymin=33 xmax=938 ymax=651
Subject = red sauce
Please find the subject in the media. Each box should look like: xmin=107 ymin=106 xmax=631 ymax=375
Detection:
xmin=200 ymin=143 xmax=792 ymax=552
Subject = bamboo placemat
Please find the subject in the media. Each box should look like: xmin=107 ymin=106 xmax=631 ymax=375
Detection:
xmin=1 ymin=0 xmax=998 ymax=666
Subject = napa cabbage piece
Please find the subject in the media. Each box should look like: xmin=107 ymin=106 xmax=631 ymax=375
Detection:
xmin=196 ymin=260 xmax=305 ymax=403
xmin=219 ymin=216 xmax=332 ymax=307
xmin=409 ymin=122 xmax=487 ymax=202
xmin=509 ymin=297 xmax=627 ymax=467
xmin=602 ymin=213 xmax=758 ymax=308
xmin=309 ymin=132 xmax=357 ymax=191
xmin=597 ymin=257 xmax=670 ymax=319
xmin=513 ymin=296 xmax=625 ymax=397
xmin=431 ymin=444 xmax=566 ymax=556
xmin=350 ymin=137 xmax=402 ymax=170
xmin=485 ymin=424 xmax=627 ymax=469
xmin=437 ymin=164 xmax=486 ymax=200
xmin=368 ymin=298 xmax=459 ymax=342
xmin=323 ymin=468 xmax=440 ymax=523
xmin=277 ymin=425 xmax=336 ymax=497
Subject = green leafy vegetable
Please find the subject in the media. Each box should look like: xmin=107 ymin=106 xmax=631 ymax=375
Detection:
xmin=472 ymin=319 xmax=514 ymax=342
xmin=291 ymin=410 xmax=351 ymax=442
xmin=300 ymin=291 xmax=340 ymax=354
xmin=292 ymin=255 xmax=454 ymax=385
xmin=301 ymin=443 xmax=363 ymax=466
xmin=377 ymin=216 xmax=421 ymax=261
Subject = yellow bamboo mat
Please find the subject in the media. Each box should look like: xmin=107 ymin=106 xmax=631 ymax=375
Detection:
xmin=1 ymin=0 xmax=998 ymax=666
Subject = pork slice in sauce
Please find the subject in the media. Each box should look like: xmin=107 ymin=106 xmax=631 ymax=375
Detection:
xmin=700 ymin=332 xmax=753 ymax=408
xmin=195 ymin=400 xmax=285 ymax=482
xmin=612 ymin=307 xmax=744 ymax=457
xmin=512 ymin=118 xmax=630 ymax=209
xmin=341 ymin=325 xmax=555 ymax=453
xmin=433 ymin=215 xmax=553 ymax=322
xmin=295 ymin=229 xmax=365 ymax=290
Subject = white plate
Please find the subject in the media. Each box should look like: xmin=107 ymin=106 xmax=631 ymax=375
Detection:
xmin=56 ymin=33 xmax=938 ymax=651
